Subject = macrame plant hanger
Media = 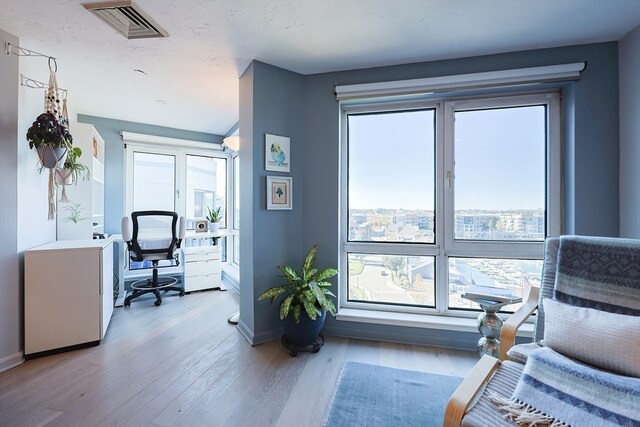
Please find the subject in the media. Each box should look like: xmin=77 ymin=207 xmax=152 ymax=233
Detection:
xmin=7 ymin=42 xmax=71 ymax=221
xmin=57 ymin=91 xmax=72 ymax=204
xmin=43 ymin=57 xmax=68 ymax=220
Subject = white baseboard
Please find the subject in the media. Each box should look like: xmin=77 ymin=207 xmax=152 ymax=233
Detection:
xmin=0 ymin=351 xmax=24 ymax=373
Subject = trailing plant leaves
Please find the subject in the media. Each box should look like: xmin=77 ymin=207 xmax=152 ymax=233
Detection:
xmin=279 ymin=294 xmax=294 ymax=320
xmin=316 ymin=281 xmax=333 ymax=288
xmin=258 ymin=285 xmax=288 ymax=302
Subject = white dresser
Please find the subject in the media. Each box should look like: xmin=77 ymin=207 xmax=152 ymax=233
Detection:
xmin=183 ymin=244 xmax=222 ymax=292
xmin=24 ymin=238 xmax=114 ymax=357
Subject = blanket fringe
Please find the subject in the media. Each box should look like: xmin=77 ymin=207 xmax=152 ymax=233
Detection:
xmin=488 ymin=391 xmax=570 ymax=427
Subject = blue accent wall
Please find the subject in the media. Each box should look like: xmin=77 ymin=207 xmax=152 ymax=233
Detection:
xmin=242 ymin=42 xmax=620 ymax=350
xmin=238 ymin=61 xmax=306 ymax=343
xmin=77 ymin=114 xmax=223 ymax=235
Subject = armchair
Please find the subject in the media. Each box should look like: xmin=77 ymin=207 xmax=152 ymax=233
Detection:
xmin=121 ymin=210 xmax=186 ymax=307
xmin=445 ymin=236 xmax=640 ymax=427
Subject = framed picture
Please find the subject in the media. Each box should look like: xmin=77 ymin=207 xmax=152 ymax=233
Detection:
xmin=267 ymin=176 xmax=292 ymax=210
xmin=265 ymin=134 xmax=290 ymax=172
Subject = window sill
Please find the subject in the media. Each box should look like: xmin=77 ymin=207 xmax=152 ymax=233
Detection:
xmin=336 ymin=308 xmax=534 ymax=337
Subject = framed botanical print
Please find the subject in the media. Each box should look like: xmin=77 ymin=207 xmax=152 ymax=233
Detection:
xmin=266 ymin=176 xmax=292 ymax=210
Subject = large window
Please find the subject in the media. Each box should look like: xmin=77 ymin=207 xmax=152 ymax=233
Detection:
xmin=125 ymin=142 xmax=228 ymax=232
xmin=341 ymin=93 xmax=560 ymax=315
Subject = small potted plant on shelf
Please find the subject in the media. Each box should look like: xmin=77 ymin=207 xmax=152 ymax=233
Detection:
xmin=26 ymin=112 xmax=73 ymax=169
xmin=206 ymin=206 xmax=222 ymax=233
xmin=258 ymin=245 xmax=338 ymax=351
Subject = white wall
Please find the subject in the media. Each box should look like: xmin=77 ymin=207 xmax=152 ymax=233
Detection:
xmin=0 ymin=29 xmax=21 ymax=372
xmin=4 ymin=34 xmax=67 ymax=368
xmin=619 ymin=25 xmax=640 ymax=238
xmin=17 ymin=39 xmax=69 ymax=252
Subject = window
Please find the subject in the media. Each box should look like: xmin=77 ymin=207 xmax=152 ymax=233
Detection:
xmin=125 ymin=142 xmax=228 ymax=232
xmin=341 ymin=93 xmax=560 ymax=316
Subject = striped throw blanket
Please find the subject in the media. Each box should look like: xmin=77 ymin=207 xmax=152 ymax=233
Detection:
xmin=491 ymin=347 xmax=640 ymax=427
xmin=554 ymin=236 xmax=640 ymax=316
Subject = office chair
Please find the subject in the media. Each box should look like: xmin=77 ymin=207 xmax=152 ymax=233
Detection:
xmin=121 ymin=210 xmax=186 ymax=307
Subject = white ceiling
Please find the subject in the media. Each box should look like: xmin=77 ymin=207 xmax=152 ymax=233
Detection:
xmin=1 ymin=0 xmax=639 ymax=135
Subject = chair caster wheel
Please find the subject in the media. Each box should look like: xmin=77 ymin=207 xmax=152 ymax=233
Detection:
xmin=154 ymin=300 xmax=162 ymax=307
xmin=289 ymin=351 xmax=298 ymax=357
xmin=124 ymin=301 xmax=131 ymax=307
xmin=179 ymin=291 xmax=185 ymax=297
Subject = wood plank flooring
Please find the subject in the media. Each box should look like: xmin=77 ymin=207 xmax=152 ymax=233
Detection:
xmin=0 ymin=290 xmax=478 ymax=427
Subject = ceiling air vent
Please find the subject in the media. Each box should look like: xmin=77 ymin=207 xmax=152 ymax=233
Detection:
xmin=83 ymin=1 xmax=168 ymax=39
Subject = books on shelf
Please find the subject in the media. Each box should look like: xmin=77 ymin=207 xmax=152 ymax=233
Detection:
xmin=462 ymin=285 xmax=522 ymax=304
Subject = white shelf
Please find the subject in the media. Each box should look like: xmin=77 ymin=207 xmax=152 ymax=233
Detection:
xmin=57 ymin=123 xmax=105 ymax=241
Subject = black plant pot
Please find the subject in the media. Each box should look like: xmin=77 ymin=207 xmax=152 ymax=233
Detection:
xmin=283 ymin=310 xmax=326 ymax=346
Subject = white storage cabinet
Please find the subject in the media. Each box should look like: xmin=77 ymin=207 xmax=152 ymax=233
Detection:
xmin=183 ymin=245 xmax=222 ymax=292
xmin=24 ymin=239 xmax=114 ymax=357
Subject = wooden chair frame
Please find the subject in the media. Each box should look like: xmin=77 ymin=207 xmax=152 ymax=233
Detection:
xmin=443 ymin=285 xmax=541 ymax=427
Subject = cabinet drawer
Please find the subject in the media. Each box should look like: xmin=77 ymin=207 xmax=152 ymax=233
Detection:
xmin=183 ymin=247 xmax=219 ymax=262
xmin=184 ymin=274 xmax=221 ymax=292
xmin=184 ymin=259 xmax=220 ymax=277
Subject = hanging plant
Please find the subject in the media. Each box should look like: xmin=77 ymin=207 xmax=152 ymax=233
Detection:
xmin=55 ymin=146 xmax=90 ymax=202
xmin=26 ymin=112 xmax=73 ymax=169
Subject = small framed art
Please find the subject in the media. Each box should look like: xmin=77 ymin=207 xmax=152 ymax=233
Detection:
xmin=265 ymin=134 xmax=290 ymax=172
xmin=266 ymin=176 xmax=292 ymax=210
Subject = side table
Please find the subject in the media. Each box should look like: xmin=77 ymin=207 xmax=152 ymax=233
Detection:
xmin=461 ymin=296 xmax=521 ymax=358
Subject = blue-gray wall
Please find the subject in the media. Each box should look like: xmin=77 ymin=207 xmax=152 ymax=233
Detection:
xmin=237 ymin=61 xmax=306 ymax=343
xmin=77 ymin=114 xmax=223 ymax=235
xmin=619 ymin=25 xmax=640 ymax=238
xmin=241 ymin=42 xmax=621 ymax=351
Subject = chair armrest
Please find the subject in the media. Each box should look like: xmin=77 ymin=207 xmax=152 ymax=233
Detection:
xmin=443 ymin=355 xmax=501 ymax=427
xmin=499 ymin=285 xmax=540 ymax=361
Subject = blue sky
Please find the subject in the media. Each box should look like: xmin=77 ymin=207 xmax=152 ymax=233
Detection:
xmin=348 ymin=105 xmax=545 ymax=211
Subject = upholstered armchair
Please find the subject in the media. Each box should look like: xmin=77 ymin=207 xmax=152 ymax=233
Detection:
xmin=445 ymin=236 xmax=640 ymax=427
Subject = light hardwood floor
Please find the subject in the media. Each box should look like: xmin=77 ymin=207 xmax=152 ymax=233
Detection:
xmin=0 ymin=290 xmax=478 ymax=427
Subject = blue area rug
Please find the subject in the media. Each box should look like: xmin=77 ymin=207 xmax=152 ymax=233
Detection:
xmin=323 ymin=362 xmax=462 ymax=427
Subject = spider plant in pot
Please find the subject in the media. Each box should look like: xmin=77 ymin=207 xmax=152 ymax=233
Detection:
xmin=26 ymin=112 xmax=73 ymax=169
xmin=206 ymin=206 xmax=222 ymax=233
xmin=258 ymin=245 xmax=338 ymax=347
xmin=55 ymin=147 xmax=90 ymax=186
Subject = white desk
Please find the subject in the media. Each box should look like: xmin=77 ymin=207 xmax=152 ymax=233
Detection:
xmin=111 ymin=231 xmax=226 ymax=307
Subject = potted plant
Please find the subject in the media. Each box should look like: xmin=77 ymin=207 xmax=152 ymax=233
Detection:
xmin=206 ymin=206 xmax=222 ymax=233
xmin=258 ymin=245 xmax=338 ymax=347
xmin=55 ymin=146 xmax=90 ymax=185
xmin=26 ymin=112 xmax=73 ymax=169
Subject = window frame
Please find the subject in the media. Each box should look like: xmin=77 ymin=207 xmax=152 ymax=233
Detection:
xmin=339 ymin=92 xmax=561 ymax=318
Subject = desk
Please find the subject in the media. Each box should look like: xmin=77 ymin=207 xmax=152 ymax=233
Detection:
xmin=111 ymin=231 xmax=225 ymax=307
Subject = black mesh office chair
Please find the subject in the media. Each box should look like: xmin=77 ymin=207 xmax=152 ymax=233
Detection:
xmin=121 ymin=210 xmax=186 ymax=307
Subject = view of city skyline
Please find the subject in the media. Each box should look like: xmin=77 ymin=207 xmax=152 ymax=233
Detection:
xmin=348 ymin=104 xmax=546 ymax=211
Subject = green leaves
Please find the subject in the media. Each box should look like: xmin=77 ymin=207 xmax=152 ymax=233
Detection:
xmin=279 ymin=294 xmax=294 ymax=320
xmin=278 ymin=265 xmax=300 ymax=283
xmin=258 ymin=245 xmax=338 ymax=322
xmin=258 ymin=285 xmax=288 ymax=302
